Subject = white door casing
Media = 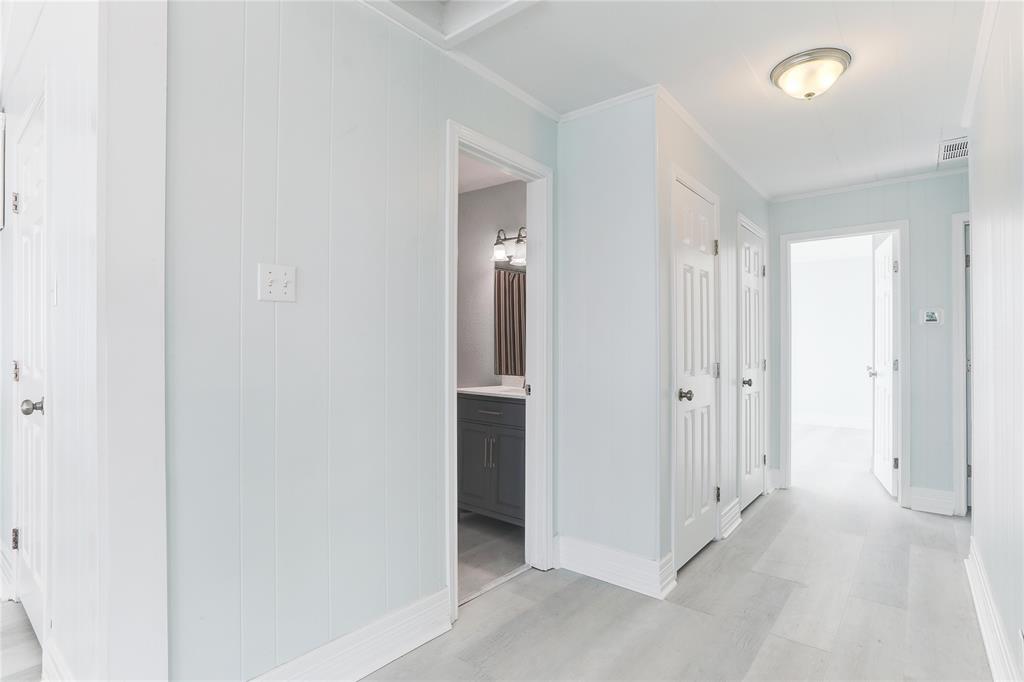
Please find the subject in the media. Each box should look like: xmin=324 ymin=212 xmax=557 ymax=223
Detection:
xmin=739 ymin=221 xmax=766 ymax=510
xmin=871 ymin=233 xmax=897 ymax=496
xmin=671 ymin=177 xmax=718 ymax=571
xmin=12 ymin=91 xmax=49 ymax=637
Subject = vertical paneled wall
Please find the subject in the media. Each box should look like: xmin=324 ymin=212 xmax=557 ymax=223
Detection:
xmin=165 ymin=2 xmax=556 ymax=678
xmin=968 ymin=0 xmax=1023 ymax=673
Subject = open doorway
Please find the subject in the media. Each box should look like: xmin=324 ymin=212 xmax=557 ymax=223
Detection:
xmin=453 ymin=151 xmax=528 ymax=605
xmin=444 ymin=123 xmax=554 ymax=618
xmin=781 ymin=222 xmax=908 ymax=504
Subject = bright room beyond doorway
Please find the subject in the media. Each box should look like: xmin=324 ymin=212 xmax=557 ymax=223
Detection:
xmin=790 ymin=235 xmax=878 ymax=491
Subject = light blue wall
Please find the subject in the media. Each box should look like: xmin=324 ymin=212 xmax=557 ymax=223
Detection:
xmin=556 ymin=97 xmax=661 ymax=559
xmin=165 ymin=2 xmax=556 ymax=678
xmin=768 ymin=172 xmax=970 ymax=492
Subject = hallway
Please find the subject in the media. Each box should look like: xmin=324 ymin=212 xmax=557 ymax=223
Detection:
xmin=374 ymin=433 xmax=989 ymax=681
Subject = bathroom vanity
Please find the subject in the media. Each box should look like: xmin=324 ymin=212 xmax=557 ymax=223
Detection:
xmin=457 ymin=387 xmax=526 ymax=526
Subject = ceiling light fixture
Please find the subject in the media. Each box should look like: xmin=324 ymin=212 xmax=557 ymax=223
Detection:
xmin=770 ymin=48 xmax=852 ymax=100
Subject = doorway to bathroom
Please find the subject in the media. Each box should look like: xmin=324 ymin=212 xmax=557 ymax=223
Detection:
xmin=444 ymin=122 xmax=554 ymax=617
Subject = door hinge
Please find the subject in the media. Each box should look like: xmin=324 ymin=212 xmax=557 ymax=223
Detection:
xmin=715 ymin=486 xmax=721 ymax=503
xmin=893 ymin=457 xmax=899 ymax=470
xmin=967 ymin=360 xmax=972 ymax=373
xmin=967 ymin=464 xmax=972 ymax=478
xmin=712 ymin=239 xmax=719 ymax=256
xmin=525 ymin=384 xmax=531 ymax=396
xmin=763 ymin=453 xmax=767 ymax=465
xmin=761 ymin=264 xmax=766 ymax=277
xmin=11 ymin=361 xmax=19 ymax=382
xmin=11 ymin=528 xmax=18 ymax=550
xmin=712 ymin=361 xmax=720 ymax=379
xmin=893 ymin=358 xmax=899 ymax=371
xmin=892 ymin=259 xmax=899 ymax=274
xmin=762 ymin=358 xmax=767 ymax=371
xmin=965 ymin=254 xmax=971 ymax=268
xmin=10 ymin=192 xmax=19 ymax=215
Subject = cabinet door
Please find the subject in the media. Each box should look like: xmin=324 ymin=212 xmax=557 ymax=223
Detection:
xmin=458 ymin=422 xmax=492 ymax=508
xmin=491 ymin=426 xmax=525 ymax=522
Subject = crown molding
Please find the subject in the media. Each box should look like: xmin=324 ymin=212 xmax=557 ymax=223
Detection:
xmin=359 ymin=0 xmax=560 ymax=122
xmin=653 ymin=85 xmax=768 ymax=199
xmin=559 ymin=85 xmax=769 ymax=200
xmin=771 ymin=166 xmax=969 ymax=204
xmin=961 ymin=0 xmax=1000 ymax=128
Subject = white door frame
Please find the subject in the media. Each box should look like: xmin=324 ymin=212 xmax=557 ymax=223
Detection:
xmin=951 ymin=212 xmax=971 ymax=516
xmin=668 ymin=165 xmax=723 ymax=568
xmin=737 ymin=213 xmax=769 ymax=506
xmin=443 ymin=121 xmax=554 ymax=619
xmin=779 ymin=220 xmax=911 ymax=507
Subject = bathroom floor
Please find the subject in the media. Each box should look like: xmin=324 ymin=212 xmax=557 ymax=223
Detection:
xmin=457 ymin=511 xmax=525 ymax=604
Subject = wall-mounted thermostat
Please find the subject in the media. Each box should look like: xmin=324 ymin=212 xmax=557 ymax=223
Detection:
xmin=919 ymin=308 xmax=944 ymax=325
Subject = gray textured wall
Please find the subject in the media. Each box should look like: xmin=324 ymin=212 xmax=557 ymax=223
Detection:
xmin=457 ymin=180 xmax=526 ymax=387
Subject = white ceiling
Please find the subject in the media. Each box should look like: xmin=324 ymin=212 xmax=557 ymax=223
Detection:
xmin=447 ymin=1 xmax=983 ymax=198
xmin=459 ymin=152 xmax=521 ymax=193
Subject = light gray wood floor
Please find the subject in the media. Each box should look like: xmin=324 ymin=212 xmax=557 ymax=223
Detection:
xmin=1 ymin=600 xmax=41 ymax=681
xmin=458 ymin=512 xmax=525 ymax=604
xmin=374 ymin=425 xmax=990 ymax=680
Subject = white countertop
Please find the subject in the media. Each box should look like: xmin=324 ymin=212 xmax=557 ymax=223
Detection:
xmin=457 ymin=385 xmax=526 ymax=400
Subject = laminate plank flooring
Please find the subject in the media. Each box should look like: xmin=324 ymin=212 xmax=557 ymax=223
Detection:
xmin=0 ymin=601 xmax=41 ymax=681
xmin=374 ymin=425 xmax=991 ymax=681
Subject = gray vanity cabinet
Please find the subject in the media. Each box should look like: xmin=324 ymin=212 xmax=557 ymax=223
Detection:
xmin=457 ymin=395 xmax=525 ymax=526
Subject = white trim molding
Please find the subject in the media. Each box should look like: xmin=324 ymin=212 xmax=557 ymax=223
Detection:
xmin=719 ymin=498 xmax=742 ymax=539
xmin=779 ymin=220 xmax=912 ymax=509
xmin=909 ymin=487 xmax=955 ymax=516
xmin=42 ymin=641 xmax=74 ymax=681
xmin=558 ymin=536 xmax=676 ymax=600
xmin=961 ymin=0 xmax=1001 ymax=128
xmin=950 ymin=212 xmax=971 ymax=517
xmin=771 ymin=167 xmax=968 ymax=204
xmin=965 ymin=539 xmax=1024 ymax=682
xmin=444 ymin=121 xmax=556 ymax=620
xmin=257 ymin=589 xmax=452 ymax=681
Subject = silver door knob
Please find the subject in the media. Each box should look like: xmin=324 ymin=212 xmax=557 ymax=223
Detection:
xmin=20 ymin=398 xmax=43 ymax=416
xmin=866 ymin=365 xmax=878 ymax=378
xmin=742 ymin=378 xmax=753 ymax=386
xmin=678 ymin=389 xmax=694 ymax=401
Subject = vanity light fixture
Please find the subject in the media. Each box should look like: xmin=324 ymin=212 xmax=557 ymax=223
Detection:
xmin=491 ymin=227 xmax=527 ymax=265
xmin=770 ymin=47 xmax=851 ymax=100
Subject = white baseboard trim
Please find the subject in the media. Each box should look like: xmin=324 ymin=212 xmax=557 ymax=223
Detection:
xmin=257 ymin=588 xmax=451 ymax=681
xmin=0 ymin=550 xmax=13 ymax=599
xmin=557 ymin=536 xmax=672 ymax=600
xmin=42 ymin=641 xmax=73 ymax=681
xmin=658 ymin=552 xmax=678 ymax=599
xmin=910 ymin=487 xmax=955 ymax=516
xmin=719 ymin=498 xmax=742 ymax=539
xmin=965 ymin=539 xmax=1024 ymax=681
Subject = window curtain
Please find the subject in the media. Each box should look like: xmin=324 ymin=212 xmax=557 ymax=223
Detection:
xmin=494 ymin=268 xmax=526 ymax=376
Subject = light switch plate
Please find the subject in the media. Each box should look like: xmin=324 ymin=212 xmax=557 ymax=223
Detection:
xmin=258 ymin=264 xmax=296 ymax=302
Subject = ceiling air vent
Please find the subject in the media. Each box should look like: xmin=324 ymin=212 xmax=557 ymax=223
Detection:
xmin=938 ymin=136 xmax=969 ymax=165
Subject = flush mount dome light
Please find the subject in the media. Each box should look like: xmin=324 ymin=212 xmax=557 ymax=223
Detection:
xmin=770 ymin=48 xmax=852 ymax=100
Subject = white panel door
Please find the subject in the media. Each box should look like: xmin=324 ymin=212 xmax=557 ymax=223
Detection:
xmin=12 ymin=93 xmax=49 ymax=636
xmin=739 ymin=225 xmax=766 ymax=509
xmin=871 ymin=234 xmax=897 ymax=496
xmin=672 ymin=179 xmax=718 ymax=571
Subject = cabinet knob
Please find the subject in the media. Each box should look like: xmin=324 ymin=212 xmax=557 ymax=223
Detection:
xmin=678 ymin=389 xmax=694 ymax=402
